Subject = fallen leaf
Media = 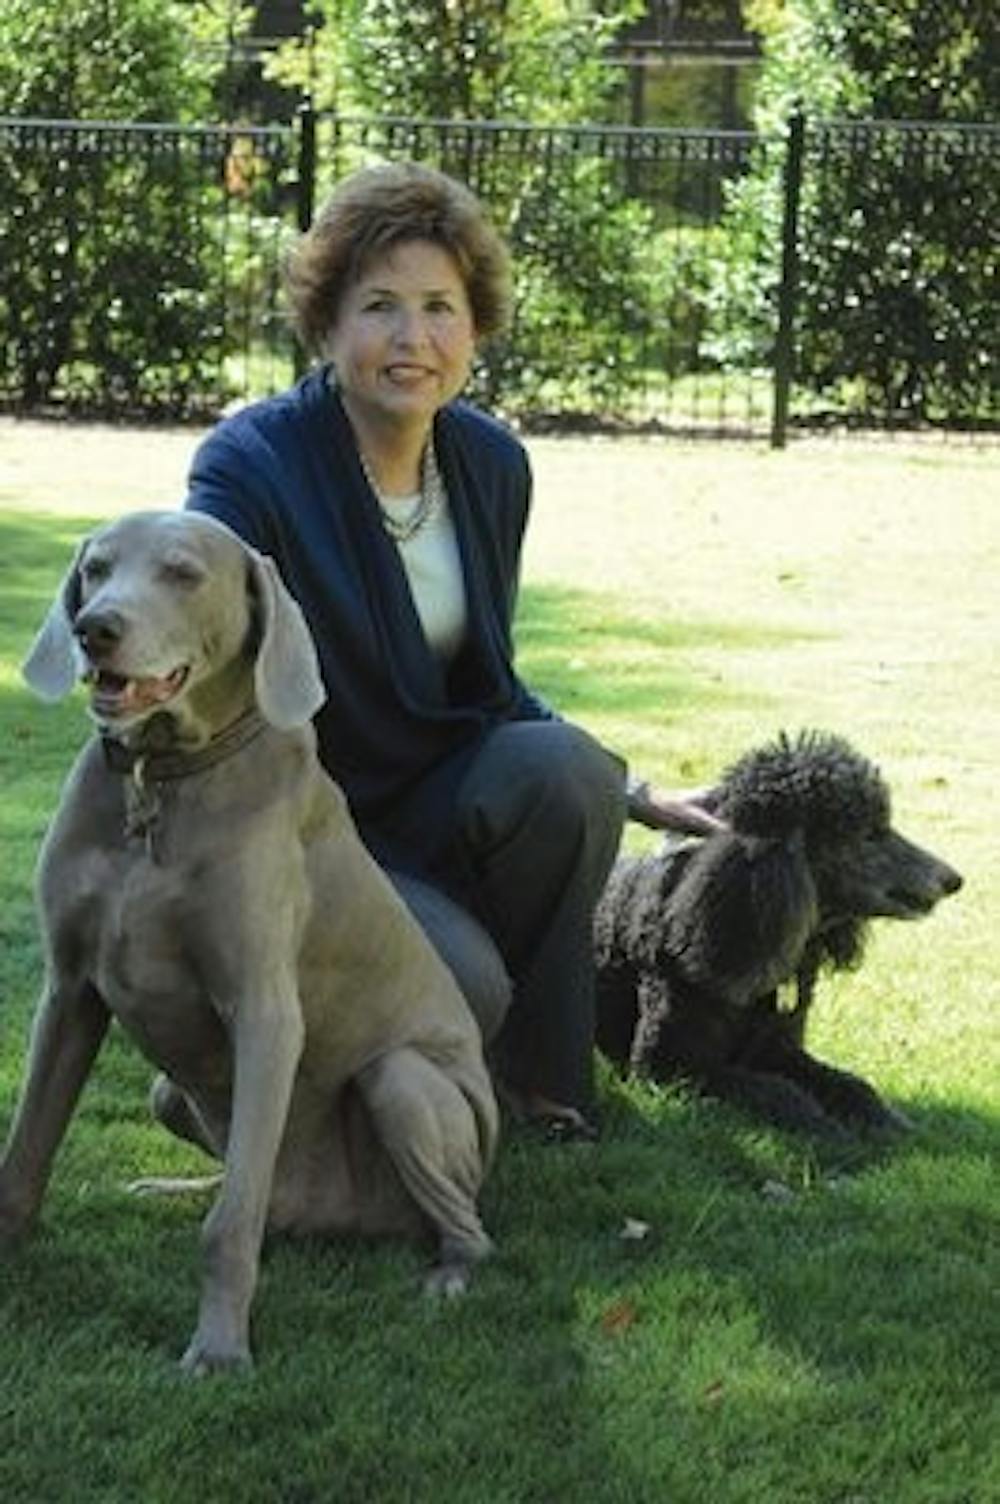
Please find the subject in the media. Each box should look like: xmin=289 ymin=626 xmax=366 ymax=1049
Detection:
xmin=600 ymin=1299 xmax=638 ymax=1336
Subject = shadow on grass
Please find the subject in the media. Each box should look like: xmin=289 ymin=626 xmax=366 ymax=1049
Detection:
xmin=0 ymin=513 xmax=115 ymax=1032
xmin=0 ymin=513 xmax=93 ymax=833
xmin=541 ymin=1078 xmax=1000 ymax=1498
xmin=0 ymin=508 xmax=101 ymax=639
xmin=0 ymin=510 xmax=820 ymax=766
xmin=518 ymin=581 xmax=819 ymax=721
xmin=0 ymin=508 xmax=98 ymax=805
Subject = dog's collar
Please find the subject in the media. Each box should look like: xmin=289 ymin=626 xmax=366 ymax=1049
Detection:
xmin=101 ymin=708 xmax=268 ymax=861
xmin=101 ymin=707 xmax=267 ymax=782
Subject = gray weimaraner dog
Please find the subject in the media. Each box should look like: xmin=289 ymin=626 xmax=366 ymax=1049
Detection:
xmin=0 ymin=510 xmax=499 ymax=1374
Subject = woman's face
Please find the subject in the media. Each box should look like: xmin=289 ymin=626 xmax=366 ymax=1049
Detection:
xmin=327 ymin=238 xmax=477 ymax=437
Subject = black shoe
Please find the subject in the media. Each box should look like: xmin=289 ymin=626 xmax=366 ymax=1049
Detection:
xmin=530 ymin=1110 xmax=599 ymax=1145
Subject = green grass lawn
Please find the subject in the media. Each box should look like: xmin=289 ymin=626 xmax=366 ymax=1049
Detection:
xmin=1 ymin=420 xmax=998 ymax=1503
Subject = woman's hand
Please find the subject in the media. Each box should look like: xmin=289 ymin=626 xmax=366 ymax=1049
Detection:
xmin=626 ymin=778 xmax=728 ymax=836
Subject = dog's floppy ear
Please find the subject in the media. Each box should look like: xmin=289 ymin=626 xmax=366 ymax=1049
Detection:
xmin=22 ymin=538 xmax=88 ymax=701
xmin=245 ymin=550 xmax=326 ymax=729
xmin=664 ymin=831 xmax=818 ymax=1008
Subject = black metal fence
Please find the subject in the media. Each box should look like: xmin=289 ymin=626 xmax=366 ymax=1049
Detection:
xmin=1 ymin=110 xmax=996 ymax=439
xmin=0 ymin=115 xmax=297 ymax=420
xmin=321 ymin=112 xmax=781 ymax=435
xmin=792 ymin=118 xmax=998 ymax=436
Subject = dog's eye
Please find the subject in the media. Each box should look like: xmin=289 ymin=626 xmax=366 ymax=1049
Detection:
xmin=80 ymin=556 xmax=111 ymax=583
xmin=160 ymin=559 xmax=205 ymax=587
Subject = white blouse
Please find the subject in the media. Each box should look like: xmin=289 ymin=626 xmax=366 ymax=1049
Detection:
xmin=392 ymin=492 xmax=468 ymax=661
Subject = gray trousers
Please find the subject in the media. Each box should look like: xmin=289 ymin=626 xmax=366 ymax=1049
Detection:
xmin=394 ymin=720 xmax=626 ymax=1115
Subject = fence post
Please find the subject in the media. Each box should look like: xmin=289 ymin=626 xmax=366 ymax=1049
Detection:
xmin=293 ymin=102 xmax=317 ymax=379
xmin=771 ymin=107 xmax=805 ymax=449
xmin=296 ymin=100 xmax=316 ymax=233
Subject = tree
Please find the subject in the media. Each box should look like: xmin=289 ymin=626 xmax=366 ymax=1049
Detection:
xmin=710 ymin=0 xmax=998 ymax=424
xmin=743 ymin=0 xmax=996 ymax=128
xmin=274 ymin=1 xmax=638 ymax=123
xmin=273 ymin=2 xmax=666 ymax=416
xmin=0 ymin=1 xmax=259 ymax=413
xmin=0 ymin=0 xmax=237 ymax=121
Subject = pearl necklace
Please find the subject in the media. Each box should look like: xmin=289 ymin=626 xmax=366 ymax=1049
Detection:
xmin=360 ymin=443 xmax=445 ymax=544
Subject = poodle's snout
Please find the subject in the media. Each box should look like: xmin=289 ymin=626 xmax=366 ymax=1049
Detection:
xmin=74 ymin=606 xmax=126 ymax=663
xmin=883 ymin=839 xmax=964 ymax=918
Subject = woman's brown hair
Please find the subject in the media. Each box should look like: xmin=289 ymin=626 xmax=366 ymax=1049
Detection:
xmin=284 ymin=161 xmax=512 ymax=355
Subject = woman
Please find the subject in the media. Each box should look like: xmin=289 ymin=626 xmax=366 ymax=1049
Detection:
xmin=186 ymin=161 xmax=719 ymax=1139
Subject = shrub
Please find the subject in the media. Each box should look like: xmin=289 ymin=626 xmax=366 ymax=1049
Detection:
xmin=708 ymin=0 xmax=998 ymax=424
xmin=0 ymin=1 xmax=248 ymax=415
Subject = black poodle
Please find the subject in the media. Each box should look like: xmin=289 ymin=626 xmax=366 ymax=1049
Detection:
xmin=594 ymin=731 xmax=963 ymax=1137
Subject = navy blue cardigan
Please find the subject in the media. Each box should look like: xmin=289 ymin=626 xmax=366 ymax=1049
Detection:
xmin=186 ymin=368 xmax=551 ymax=873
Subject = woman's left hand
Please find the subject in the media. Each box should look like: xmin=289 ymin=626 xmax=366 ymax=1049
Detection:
xmin=627 ymin=780 xmax=728 ymax=836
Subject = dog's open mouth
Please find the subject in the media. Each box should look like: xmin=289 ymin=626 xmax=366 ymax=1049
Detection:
xmin=84 ymin=665 xmax=190 ymax=719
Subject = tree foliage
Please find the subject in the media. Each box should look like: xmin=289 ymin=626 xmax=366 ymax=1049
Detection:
xmin=831 ymin=0 xmax=996 ymax=124
xmin=713 ymin=0 xmax=998 ymax=423
xmin=274 ymin=2 xmax=663 ymax=414
xmin=0 ymin=2 xmax=261 ymax=414
xmin=0 ymin=0 xmax=239 ymax=121
xmin=276 ymin=1 xmax=639 ymax=123
xmin=745 ymin=0 xmax=996 ymax=126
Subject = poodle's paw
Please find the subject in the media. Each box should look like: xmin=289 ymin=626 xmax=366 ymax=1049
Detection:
xmin=820 ymin=1072 xmax=913 ymax=1136
xmin=857 ymin=1101 xmax=915 ymax=1137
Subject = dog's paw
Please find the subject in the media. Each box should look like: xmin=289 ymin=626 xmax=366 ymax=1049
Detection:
xmin=423 ymin=1261 xmax=472 ymax=1299
xmin=179 ymin=1331 xmax=254 ymax=1378
xmin=854 ymin=1101 xmax=915 ymax=1137
xmin=819 ymin=1071 xmax=915 ymax=1137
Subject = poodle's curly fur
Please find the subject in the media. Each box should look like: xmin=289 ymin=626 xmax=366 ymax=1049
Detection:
xmin=594 ymin=731 xmax=963 ymax=1137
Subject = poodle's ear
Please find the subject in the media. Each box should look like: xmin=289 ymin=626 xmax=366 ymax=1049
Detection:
xmin=663 ymin=831 xmax=818 ymax=1007
xmin=22 ymin=537 xmax=88 ymax=701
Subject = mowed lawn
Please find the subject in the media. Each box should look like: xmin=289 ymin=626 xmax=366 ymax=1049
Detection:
xmin=0 ymin=417 xmax=998 ymax=1503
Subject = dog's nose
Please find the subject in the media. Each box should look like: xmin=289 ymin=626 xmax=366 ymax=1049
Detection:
xmin=74 ymin=608 xmax=125 ymax=660
xmin=941 ymin=865 xmax=963 ymax=895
